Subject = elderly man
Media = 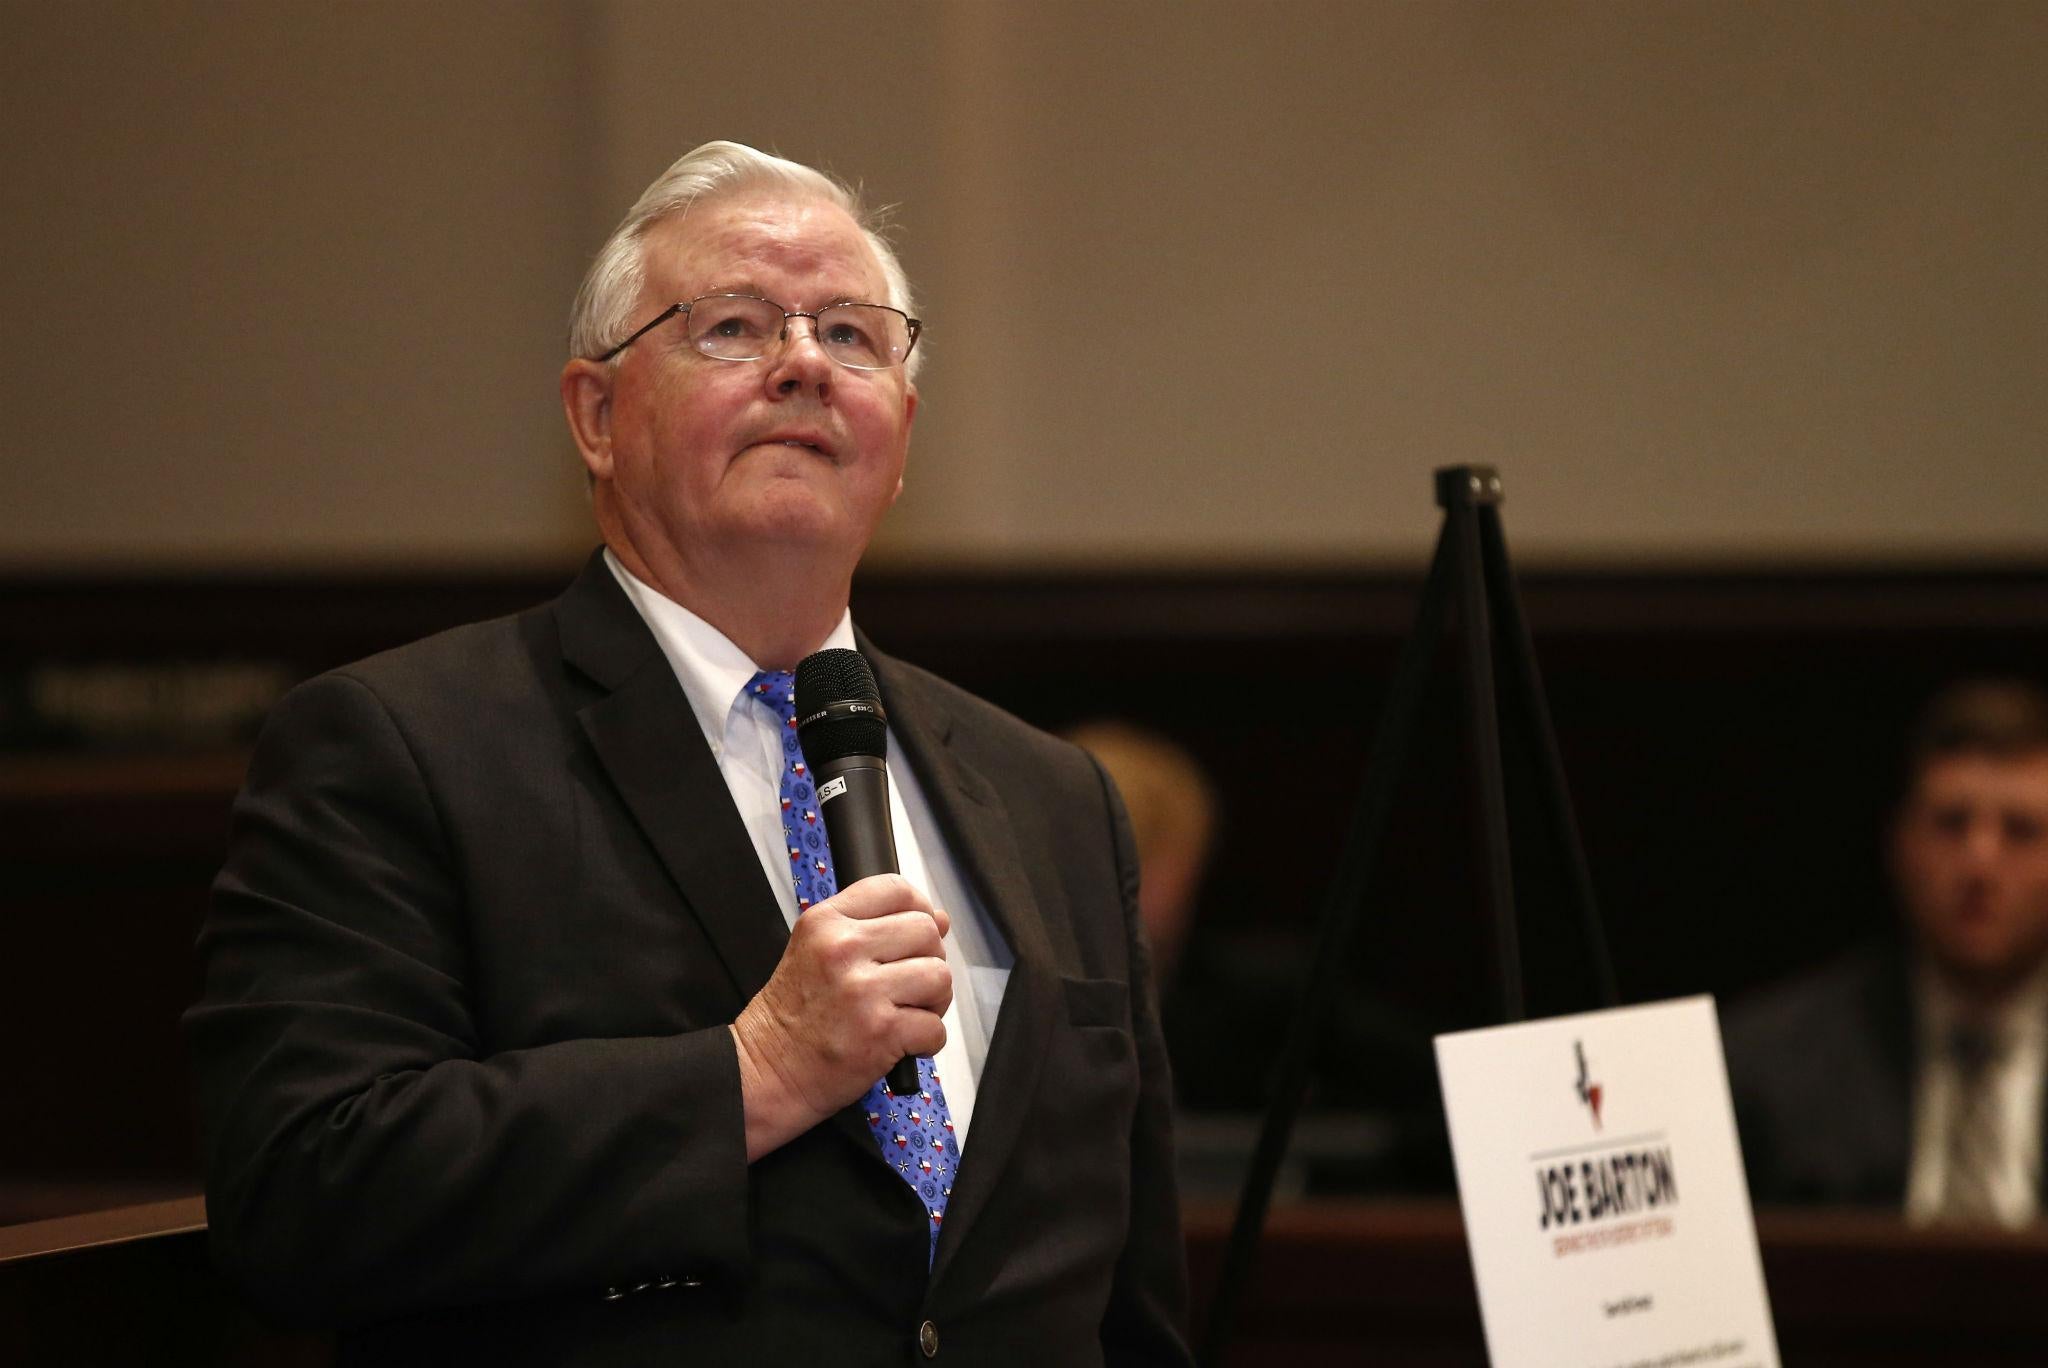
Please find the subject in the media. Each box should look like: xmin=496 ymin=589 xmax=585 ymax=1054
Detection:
xmin=1726 ymin=679 xmax=2048 ymax=1225
xmin=187 ymin=142 xmax=1192 ymax=1364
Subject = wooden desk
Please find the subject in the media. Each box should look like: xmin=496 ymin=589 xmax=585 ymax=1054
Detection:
xmin=1184 ymin=1199 xmax=2048 ymax=1366
xmin=0 ymin=1194 xmax=327 ymax=1366
xmin=8 ymin=1195 xmax=2048 ymax=1364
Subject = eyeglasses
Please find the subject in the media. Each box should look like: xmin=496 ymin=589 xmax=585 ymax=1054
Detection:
xmin=592 ymin=293 xmax=922 ymax=370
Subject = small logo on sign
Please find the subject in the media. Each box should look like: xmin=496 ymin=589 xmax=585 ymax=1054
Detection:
xmin=817 ymin=776 xmax=849 ymax=802
xmin=1574 ymin=1039 xmax=1603 ymax=1130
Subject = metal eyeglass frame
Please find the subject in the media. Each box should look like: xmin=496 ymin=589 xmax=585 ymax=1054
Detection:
xmin=591 ymin=293 xmax=922 ymax=369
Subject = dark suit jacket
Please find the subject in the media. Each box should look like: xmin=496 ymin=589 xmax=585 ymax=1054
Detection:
xmin=1724 ymin=941 xmax=2048 ymax=1215
xmin=1722 ymin=943 xmax=1918 ymax=1208
xmin=185 ymin=552 xmax=1193 ymax=1366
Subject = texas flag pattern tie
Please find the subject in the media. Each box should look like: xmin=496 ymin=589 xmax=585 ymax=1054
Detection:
xmin=747 ymin=669 xmax=958 ymax=1260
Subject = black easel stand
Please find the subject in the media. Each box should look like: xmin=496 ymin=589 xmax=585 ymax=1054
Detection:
xmin=1197 ymin=466 xmax=1619 ymax=1367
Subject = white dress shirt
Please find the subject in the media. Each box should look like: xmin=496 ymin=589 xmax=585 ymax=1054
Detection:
xmin=1904 ymin=960 xmax=2048 ymax=1227
xmin=604 ymin=551 xmax=1012 ymax=1151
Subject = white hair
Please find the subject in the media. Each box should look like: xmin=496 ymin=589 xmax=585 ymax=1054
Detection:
xmin=567 ymin=140 xmax=922 ymax=379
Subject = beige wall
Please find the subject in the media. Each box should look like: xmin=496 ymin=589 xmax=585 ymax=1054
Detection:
xmin=4 ymin=0 xmax=2043 ymax=572
xmin=1 ymin=0 xmax=600 ymax=569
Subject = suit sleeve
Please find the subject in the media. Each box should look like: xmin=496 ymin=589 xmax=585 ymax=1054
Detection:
xmin=1089 ymin=757 xmax=1198 ymax=1367
xmin=184 ymin=672 xmax=752 ymax=1328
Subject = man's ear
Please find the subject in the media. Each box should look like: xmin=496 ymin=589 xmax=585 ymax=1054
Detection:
xmin=894 ymin=382 xmax=919 ymax=501
xmin=561 ymin=359 xmax=615 ymax=481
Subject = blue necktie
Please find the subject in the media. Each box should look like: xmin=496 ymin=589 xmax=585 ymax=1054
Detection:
xmin=746 ymin=669 xmax=958 ymax=1259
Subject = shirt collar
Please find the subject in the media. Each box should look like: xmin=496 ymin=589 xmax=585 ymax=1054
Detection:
xmin=1914 ymin=952 xmax=2048 ymax=1054
xmin=602 ymin=548 xmax=855 ymax=749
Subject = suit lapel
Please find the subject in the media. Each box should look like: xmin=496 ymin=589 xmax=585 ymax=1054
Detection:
xmin=556 ymin=575 xmax=1069 ymax=1230
xmin=556 ymin=553 xmax=790 ymax=1006
xmin=557 ymin=565 xmax=930 ymax=1198
xmin=869 ymin=645 xmax=1062 ymax=1282
xmin=1858 ymin=945 xmax=1917 ymax=1201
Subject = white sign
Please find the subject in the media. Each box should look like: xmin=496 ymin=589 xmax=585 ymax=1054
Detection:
xmin=1435 ymin=996 xmax=1779 ymax=1368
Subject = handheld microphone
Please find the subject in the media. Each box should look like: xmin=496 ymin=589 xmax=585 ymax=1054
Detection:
xmin=793 ymin=648 xmax=920 ymax=1098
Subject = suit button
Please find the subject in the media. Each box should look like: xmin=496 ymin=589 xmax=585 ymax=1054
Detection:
xmin=918 ymin=1319 xmax=939 ymax=1358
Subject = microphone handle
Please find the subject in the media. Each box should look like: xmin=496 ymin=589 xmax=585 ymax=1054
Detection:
xmin=814 ymin=757 xmax=921 ymax=1098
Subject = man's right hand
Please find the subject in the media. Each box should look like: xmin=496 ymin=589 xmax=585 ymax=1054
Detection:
xmin=729 ymin=874 xmax=952 ymax=1161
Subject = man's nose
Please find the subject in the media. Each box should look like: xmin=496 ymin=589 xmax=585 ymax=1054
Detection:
xmin=1962 ymin=815 xmax=2005 ymax=867
xmin=766 ymin=314 xmax=833 ymax=397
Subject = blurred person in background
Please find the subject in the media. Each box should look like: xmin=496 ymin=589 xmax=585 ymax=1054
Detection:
xmin=1062 ymin=720 xmax=1217 ymax=984
xmin=1726 ymin=678 xmax=2048 ymax=1225
xmin=1065 ymin=720 xmax=1449 ymax=1194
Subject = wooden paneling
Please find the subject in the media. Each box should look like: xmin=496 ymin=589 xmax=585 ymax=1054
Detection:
xmin=4 ymin=565 xmax=2047 ymax=1183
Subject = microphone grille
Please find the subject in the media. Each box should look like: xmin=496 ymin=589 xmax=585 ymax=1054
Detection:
xmin=793 ymin=648 xmax=887 ymax=763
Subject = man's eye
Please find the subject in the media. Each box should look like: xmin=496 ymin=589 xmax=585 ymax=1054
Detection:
xmin=1929 ymin=806 xmax=1973 ymax=837
xmin=825 ymin=322 xmax=867 ymax=346
xmin=2006 ymin=813 xmax=2045 ymax=847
